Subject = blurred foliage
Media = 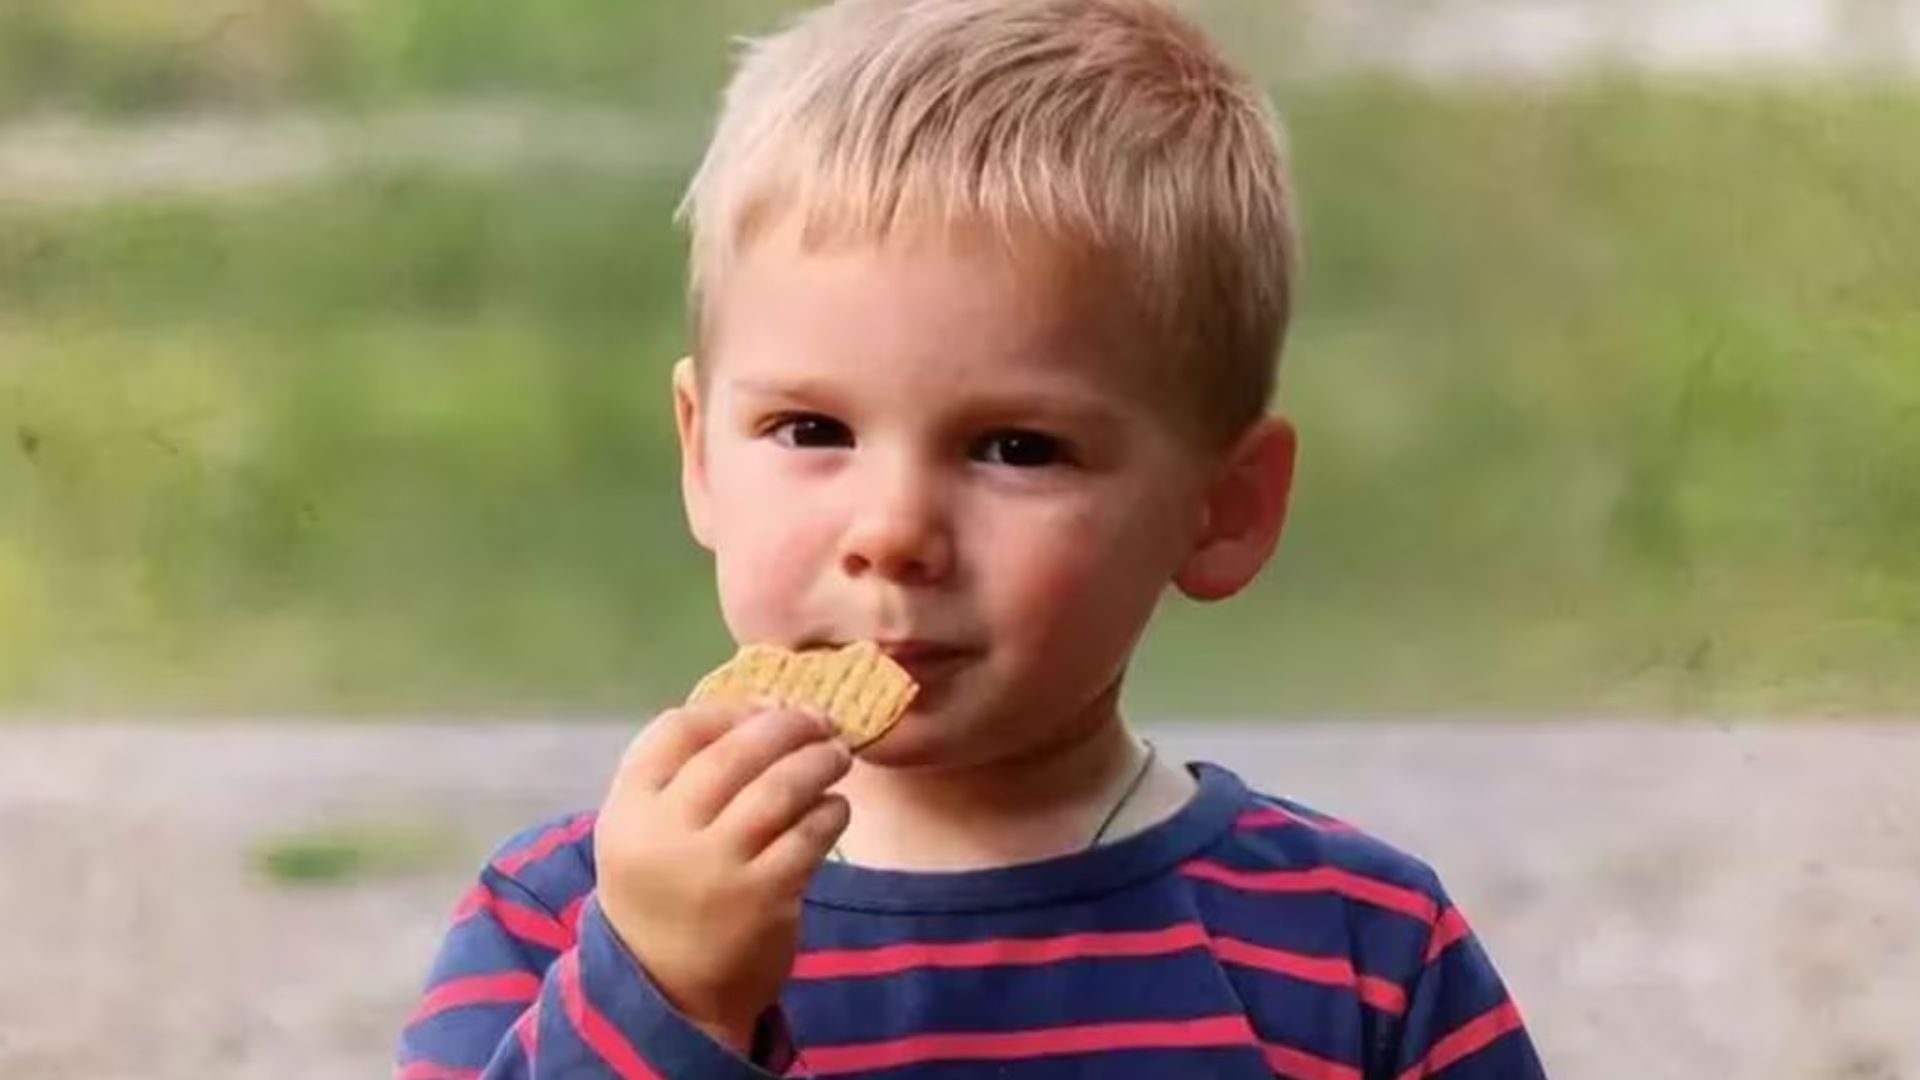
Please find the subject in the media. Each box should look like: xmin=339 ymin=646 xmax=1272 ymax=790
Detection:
xmin=0 ymin=0 xmax=794 ymax=115
xmin=1143 ymin=79 xmax=1920 ymax=716
xmin=1 ymin=2 xmax=1917 ymax=716
xmin=251 ymin=817 xmax=467 ymax=884
xmin=1 ymin=169 xmax=715 ymax=713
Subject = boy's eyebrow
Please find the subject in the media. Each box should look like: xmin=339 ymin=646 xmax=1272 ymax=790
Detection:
xmin=725 ymin=375 xmax=845 ymax=401
xmin=726 ymin=374 xmax=1130 ymax=429
xmin=955 ymin=389 xmax=1130 ymax=433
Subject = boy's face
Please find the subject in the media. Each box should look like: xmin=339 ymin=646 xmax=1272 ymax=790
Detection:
xmin=676 ymin=222 xmax=1283 ymax=769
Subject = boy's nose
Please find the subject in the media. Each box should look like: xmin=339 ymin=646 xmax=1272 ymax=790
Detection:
xmin=838 ymin=461 xmax=955 ymax=587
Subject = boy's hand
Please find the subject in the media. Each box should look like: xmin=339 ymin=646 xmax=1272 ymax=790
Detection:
xmin=593 ymin=703 xmax=853 ymax=1055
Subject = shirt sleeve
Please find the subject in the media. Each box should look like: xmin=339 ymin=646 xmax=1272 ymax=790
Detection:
xmin=394 ymin=858 xmax=795 ymax=1079
xmin=1381 ymin=894 xmax=1549 ymax=1079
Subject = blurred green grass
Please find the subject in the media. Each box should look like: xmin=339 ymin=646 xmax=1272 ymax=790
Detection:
xmin=2 ymin=4 xmax=1917 ymax=717
xmin=0 ymin=0 xmax=785 ymax=116
xmin=2 ymin=168 xmax=721 ymax=713
xmin=251 ymin=816 xmax=468 ymax=884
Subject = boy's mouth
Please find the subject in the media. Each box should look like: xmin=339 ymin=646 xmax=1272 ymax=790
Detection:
xmin=801 ymin=637 xmax=979 ymax=683
xmin=875 ymin=641 xmax=978 ymax=686
xmin=873 ymin=639 xmax=965 ymax=660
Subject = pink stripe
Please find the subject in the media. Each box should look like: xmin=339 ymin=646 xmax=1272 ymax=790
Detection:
xmin=1235 ymin=805 xmax=1353 ymax=832
xmin=513 ymin=997 xmax=541 ymax=1062
xmin=1395 ymin=1001 xmax=1525 ymax=1080
xmin=453 ymin=882 xmax=574 ymax=952
xmin=407 ymin=972 xmax=541 ymax=1027
xmin=1209 ymin=935 xmax=1354 ymax=986
xmin=1426 ymin=906 xmax=1471 ymax=963
xmin=1265 ymin=1039 xmax=1366 ymax=1080
xmin=1237 ymin=807 xmax=1309 ymax=830
xmin=560 ymin=894 xmax=588 ymax=936
xmin=1358 ymin=976 xmax=1408 ymax=1016
xmin=495 ymin=899 xmax=574 ymax=952
xmin=451 ymin=882 xmax=487 ymax=920
xmin=794 ymin=924 xmax=1210 ymax=979
xmin=557 ymin=950 xmax=665 ymax=1080
xmin=794 ymin=923 xmax=1407 ymax=1016
xmin=798 ymin=1014 xmax=1263 ymax=1074
xmin=1181 ymin=861 xmax=1439 ymax=924
xmin=495 ymin=813 xmax=596 ymax=876
xmin=396 ymin=1062 xmax=478 ymax=1080
xmin=1209 ymin=936 xmax=1407 ymax=1016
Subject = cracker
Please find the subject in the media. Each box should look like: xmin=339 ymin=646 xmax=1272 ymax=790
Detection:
xmin=687 ymin=640 xmax=917 ymax=749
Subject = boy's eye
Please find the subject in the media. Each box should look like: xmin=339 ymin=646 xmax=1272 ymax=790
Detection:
xmin=972 ymin=429 xmax=1070 ymax=468
xmin=768 ymin=413 xmax=853 ymax=448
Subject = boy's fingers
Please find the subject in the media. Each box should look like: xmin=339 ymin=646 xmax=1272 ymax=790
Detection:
xmin=665 ymin=707 xmax=835 ymax=827
xmin=616 ymin=706 xmax=740 ymax=792
xmin=713 ymin=739 xmax=853 ymax=856
xmin=751 ymin=794 xmax=850 ymax=891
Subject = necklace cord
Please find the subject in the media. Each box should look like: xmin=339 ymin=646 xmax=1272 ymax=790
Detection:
xmin=828 ymin=738 xmax=1159 ymax=864
xmin=1085 ymin=738 xmax=1157 ymax=851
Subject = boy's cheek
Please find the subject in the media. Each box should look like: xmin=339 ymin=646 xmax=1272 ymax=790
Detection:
xmin=1024 ymin=556 xmax=1097 ymax=614
xmin=998 ymin=550 xmax=1119 ymax=645
xmin=1011 ymin=511 xmax=1155 ymax=611
xmin=710 ymin=525 xmax=824 ymax=640
xmin=1000 ymin=529 xmax=1173 ymax=649
xmin=727 ymin=550 xmax=806 ymax=615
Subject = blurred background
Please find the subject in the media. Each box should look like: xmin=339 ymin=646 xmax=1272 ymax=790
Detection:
xmin=3 ymin=0 xmax=1916 ymax=719
xmin=1 ymin=2 xmax=1917 ymax=1079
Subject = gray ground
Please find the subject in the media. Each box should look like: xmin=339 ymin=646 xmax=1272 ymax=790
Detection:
xmin=2 ymin=720 xmax=1915 ymax=1079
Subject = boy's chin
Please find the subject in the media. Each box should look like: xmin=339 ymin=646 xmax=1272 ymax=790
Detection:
xmin=849 ymin=701 xmax=1038 ymax=772
xmin=850 ymin=722 xmax=957 ymax=769
xmin=850 ymin=705 xmax=990 ymax=771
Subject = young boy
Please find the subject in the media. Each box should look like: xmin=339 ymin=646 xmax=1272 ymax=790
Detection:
xmin=397 ymin=1 xmax=1548 ymax=1076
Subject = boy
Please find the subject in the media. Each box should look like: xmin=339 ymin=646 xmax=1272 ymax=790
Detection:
xmin=396 ymin=0 xmax=1549 ymax=1077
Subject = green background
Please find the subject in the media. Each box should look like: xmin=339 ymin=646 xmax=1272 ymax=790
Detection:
xmin=3 ymin=2 xmax=1917 ymax=717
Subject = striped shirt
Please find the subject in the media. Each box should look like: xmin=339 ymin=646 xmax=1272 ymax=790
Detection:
xmin=396 ymin=762 xmax=1547 ymax=1078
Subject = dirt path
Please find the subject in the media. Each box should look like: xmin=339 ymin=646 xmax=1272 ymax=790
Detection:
xmin=1 ymin=720 xmax=1915 ymax=1079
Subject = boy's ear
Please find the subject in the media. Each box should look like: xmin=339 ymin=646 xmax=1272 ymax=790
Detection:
xmin=672 ymin=357 xmax=716 ymax=551
xmin=1173 ymin=416 xmax=1298 ymax=602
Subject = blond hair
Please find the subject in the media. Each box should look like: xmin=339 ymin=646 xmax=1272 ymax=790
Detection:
xmin=680 ymin=0 xmax=1299 ymax=445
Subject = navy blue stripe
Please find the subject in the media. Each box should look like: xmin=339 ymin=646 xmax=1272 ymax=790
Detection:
xmin=785 ymin=950 xmax=1247 ymax=1043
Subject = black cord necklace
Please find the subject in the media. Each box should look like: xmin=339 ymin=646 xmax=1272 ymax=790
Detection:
xmin=828 ymin=739 xmax=1158 ymax=864
xmin=1084 ymin=738 xmax=1158 ymax=850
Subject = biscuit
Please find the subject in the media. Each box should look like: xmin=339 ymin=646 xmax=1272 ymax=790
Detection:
xmin=688 ymin=640 xmax=917 ymax=750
